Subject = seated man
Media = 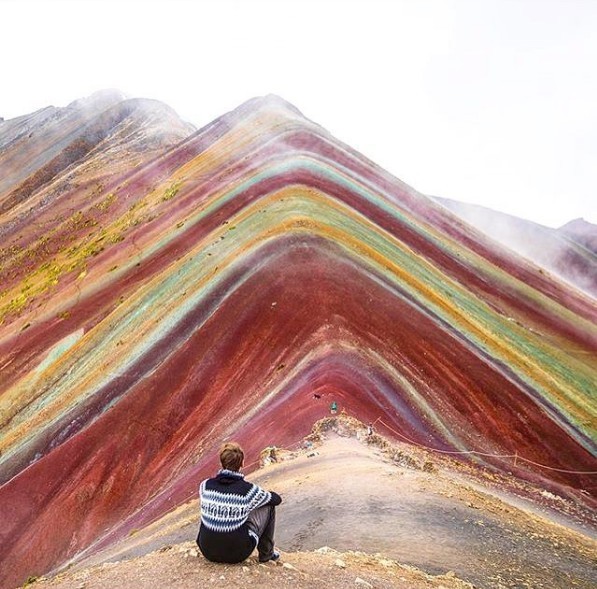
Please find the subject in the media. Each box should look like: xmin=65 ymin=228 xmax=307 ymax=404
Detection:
xmin=197 ymin=441 xmax=282 ymax=563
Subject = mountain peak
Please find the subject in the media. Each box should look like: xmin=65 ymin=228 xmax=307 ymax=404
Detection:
xmin=220 ymin=93 xmax=312 ymax=130
xmin=250 ymin=93 xmax=305 ymax=114
xmin=1 ymin=92 xmax=595 ymax=589
xmin=65 ymin=88 xmax=127 ymax=112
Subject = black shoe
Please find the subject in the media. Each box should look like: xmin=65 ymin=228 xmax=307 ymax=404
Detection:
xmin=259 ymin=549 xmax=280 ymax=563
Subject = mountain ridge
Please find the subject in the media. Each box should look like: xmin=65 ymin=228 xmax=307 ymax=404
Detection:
xmin=0 ymin=92 xmax=595 ymax=588
xmin=37 ymin=417 xmax=597 ymax=589
xmin=434 ymin=196 xmax=597 ymax=297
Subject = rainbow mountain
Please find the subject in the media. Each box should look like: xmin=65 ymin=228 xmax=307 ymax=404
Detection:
xmin=0 ymin=92 xmax=595 ymax=588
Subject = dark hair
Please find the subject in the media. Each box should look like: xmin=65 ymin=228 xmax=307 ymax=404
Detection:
xmin=220 ymin=442 xmax=244 ymax=471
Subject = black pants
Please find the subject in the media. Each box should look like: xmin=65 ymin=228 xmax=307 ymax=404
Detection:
xmin=246 ymin=504 xmax=277 ymax=561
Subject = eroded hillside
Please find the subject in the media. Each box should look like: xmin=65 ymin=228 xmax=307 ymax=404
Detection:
xmin=1 ymin=93 xmax=595 ymax=588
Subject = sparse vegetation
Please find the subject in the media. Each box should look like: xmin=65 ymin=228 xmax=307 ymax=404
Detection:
xmin=161 ymin=181 xmax=182 ymax=202
xmin=423 ymin=460 xmax=435 ymax=472
xmin=94 ymin=192 xmax=117 ymax=211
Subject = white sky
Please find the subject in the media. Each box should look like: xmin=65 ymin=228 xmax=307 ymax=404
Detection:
xmin=1 ymin=0 xmax=596 ymax=228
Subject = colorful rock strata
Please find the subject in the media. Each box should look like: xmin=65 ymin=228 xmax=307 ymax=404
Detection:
xmin=0 ymin=93 xmax=595 ymax=588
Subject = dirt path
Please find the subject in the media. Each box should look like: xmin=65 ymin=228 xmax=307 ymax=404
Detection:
xmin=259 ymin=435 xmax=597 ymax=589
xmin=54 ymin=420 xmax=596 ymax=589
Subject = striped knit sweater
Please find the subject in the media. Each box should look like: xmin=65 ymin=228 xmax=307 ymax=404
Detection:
xmin=197 ymin=469 xmax=282 ymax=563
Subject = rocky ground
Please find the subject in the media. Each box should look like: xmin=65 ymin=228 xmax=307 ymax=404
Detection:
xmin=30 ymin=544 xmax=474 ymax=589
xmin=27 ymin=416 xmax=597 ymax=589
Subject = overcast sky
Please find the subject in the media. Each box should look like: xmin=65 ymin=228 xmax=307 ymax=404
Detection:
xmin=1 ymin=0 xmax=596 ymax=228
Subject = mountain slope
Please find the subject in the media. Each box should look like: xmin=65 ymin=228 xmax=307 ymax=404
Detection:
xmin=41 ymin=420 xmax=597 ymax=589
xmin=434 ymin=196 xmax=597 ymax=297
xmin=0 ymin=94 xmax=595 ymax=588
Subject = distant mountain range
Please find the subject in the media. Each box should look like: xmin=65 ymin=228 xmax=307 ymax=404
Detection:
xmin=434 ymin=197 xmax=596 ymax=297
xmin=0 ymin=92 xmax=595 ymax=588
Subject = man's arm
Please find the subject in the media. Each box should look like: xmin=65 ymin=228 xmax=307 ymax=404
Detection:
xmin=249 ymin=483 xmax=282 ymax=510
xmin=266 ymin=490 xmax=282 ymax=506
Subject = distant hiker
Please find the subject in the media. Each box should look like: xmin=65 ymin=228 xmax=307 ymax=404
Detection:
xmin=367 ymin=423 xmax=374 ymax=436
xmin=330 ymin=401 xmax=338 ymax=414
xmin=197 ymin=442 xmax=282 ymax=564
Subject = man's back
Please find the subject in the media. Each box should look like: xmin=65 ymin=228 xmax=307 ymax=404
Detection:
xmin=198 ymin=468 xmax=281 ymax=563
xmin=197 ymin=442 xmax=282 ymax=564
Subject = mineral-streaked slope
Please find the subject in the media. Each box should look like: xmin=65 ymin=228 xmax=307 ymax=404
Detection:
xmin=0 ymin=94 xmax=595 ymax=588
xmin=435 ymin=196 xmax=597 ymax=297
